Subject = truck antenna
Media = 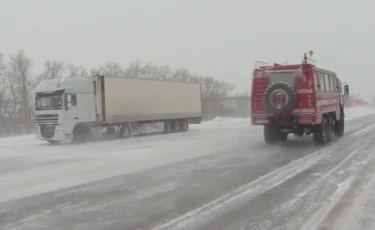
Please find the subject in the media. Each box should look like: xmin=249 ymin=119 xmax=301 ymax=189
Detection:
xmin=303 ymin=53 xmax=308 ymax=64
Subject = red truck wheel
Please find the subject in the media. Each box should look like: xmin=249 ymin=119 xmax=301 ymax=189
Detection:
xmin=264 ymin=124 xmax=277 ymax=144
xmin=313 ymin=116 xmax=329 ymax=145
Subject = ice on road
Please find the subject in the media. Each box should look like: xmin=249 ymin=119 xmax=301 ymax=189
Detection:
xmin=1 ymin=106 xmax=375 ymax=230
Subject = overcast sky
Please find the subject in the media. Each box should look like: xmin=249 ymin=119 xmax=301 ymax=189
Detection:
xmin=1 ymin=0 xmax=373 ymax=100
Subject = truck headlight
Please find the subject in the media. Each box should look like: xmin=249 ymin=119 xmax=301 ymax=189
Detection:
xmin=55 ymin=126 xmax=64 ymax=133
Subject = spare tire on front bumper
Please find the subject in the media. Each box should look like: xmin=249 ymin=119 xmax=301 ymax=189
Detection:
xmin=264 ymin=81 xmax=297 ymax=114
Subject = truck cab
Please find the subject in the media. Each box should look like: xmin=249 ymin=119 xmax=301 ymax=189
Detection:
xmin=35 ymin=77 xmax=97 ymax=144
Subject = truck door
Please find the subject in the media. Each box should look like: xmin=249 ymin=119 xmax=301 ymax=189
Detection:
xmin=63 ymin=93 xmax=79 ymax=130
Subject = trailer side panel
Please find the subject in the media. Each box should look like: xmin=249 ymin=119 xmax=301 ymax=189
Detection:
xmin=104 ymin=77 xmax=202 ymax=123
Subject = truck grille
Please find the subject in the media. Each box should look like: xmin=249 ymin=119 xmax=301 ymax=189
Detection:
xmin=36 ymin=114 xmax=59 ymax=125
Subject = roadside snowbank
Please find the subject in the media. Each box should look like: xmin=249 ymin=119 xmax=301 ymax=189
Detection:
xmin=201 ymin=117 xmax=248 ymax=125
xmin=345 ymin=106 xmax=375 ymax=121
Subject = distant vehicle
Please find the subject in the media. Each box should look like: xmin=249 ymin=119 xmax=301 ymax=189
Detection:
xmin=251 ymin=52 xmax=349 ymax=145
xmin=34 ymin=75 xmax=202 ymax=144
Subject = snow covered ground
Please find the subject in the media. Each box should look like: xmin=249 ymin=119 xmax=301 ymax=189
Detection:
xmin=345 ymin=105 xmax=375 ymax=120
xmin=1 ymin=106 xmax=375 ymax=230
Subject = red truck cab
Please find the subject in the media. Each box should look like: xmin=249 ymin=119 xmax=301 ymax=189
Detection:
xmin=251 ymin=53 xmax=349 ymax=145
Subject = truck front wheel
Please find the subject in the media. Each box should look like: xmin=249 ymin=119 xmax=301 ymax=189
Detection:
xmin=327 ymin=115 xmax=334 ymax=142
xmin=72 ymin=125 xmax=91 ymax=143
xmin=334 ymin=108 xmax=345 ymax=137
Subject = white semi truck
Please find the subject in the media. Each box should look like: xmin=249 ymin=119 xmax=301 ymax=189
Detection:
xmin=34 ymin=75 xmax=202 ymax=144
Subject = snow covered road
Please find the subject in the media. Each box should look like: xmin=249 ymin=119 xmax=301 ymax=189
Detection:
xmin=1 ymin=107 xmax=375 ymax=230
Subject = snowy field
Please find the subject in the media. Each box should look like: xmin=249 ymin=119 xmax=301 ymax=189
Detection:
xmin=1 ymin=106 xmax=375 ymax=230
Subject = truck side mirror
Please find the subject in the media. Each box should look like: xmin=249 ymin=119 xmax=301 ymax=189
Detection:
xmin=344 ymin=85 xmax=349 ymax=95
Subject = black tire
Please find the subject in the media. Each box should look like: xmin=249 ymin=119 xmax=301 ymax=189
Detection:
xmin=277 ymin=132 xmax=288 ymax=142
xmin=72 ymin=126 xmax=90 ymax=143
xmin=327 ymin=115 xmax=334 ymax=142
xmin=179 ymin=119 xmax=189 ymax=132
xmin=264 ymin=123 xmax=277 ymax=144
xmin=164 ymin=120 xmax=172 ymax=134
xmin=264 ymin=81 xmax=297 ymax=114
xmin=118 ymin=123 xmax=132 ymax=139
xmin=47 ymin=140 xmax=61 ymax=145
xmin=171 ymin=120 xmax=179 ymax=133
xmin=313 ymin=115 xmax=328 ymax=145
xmin=334 ymin=107 xmax=345 ymax=137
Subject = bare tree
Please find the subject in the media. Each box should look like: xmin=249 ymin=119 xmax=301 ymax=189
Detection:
xmin=90 ymin=68 xmax=102 ymax=76
xmin=202 ymin=77 xmax=235 ymax=100
xmin=0 ymin=53 xmax=8 ymax=136
xmin=173 ymin=67 xmax=191 ymax=82
xmin=188 ymin=74 xmax=202 ymax=84
xmin=142 ymin=62 xmax=159 ymax=79
xmin=4 ymin=73 xmax=21 ymax=134
xmin=157 ymin=64 xmax=172 ymax=80
xmin=0 ymin=53 xmax=5 ymax=75
xmin=38 ymin=60 xmax=64 ymax=81
xmin=8 ymin=50 xmax=34 ymax=133
xmin=125 ymin=61 xmax=172 ymax=79
xmin=124 ymin=60 xmax=142 ymax=78
xmin=66 ymin=64 xmax=87 ymax=78
xmin=199 ymin=76 xmax=235 ymax=119
xmin=100 ymin=61 xmax=123 ymax=77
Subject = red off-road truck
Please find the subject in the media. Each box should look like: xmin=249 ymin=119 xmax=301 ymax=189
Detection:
xmin=251 ymin=52 xmax=350 ymax=145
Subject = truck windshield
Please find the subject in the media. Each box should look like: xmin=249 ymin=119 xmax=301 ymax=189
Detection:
xmin=35 ymin=93 xmax=63 ymax=110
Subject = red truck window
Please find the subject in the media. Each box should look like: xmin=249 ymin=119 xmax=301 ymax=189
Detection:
xmin=314 ymin=72 xmax=320 ymax=92
xmin=323 ymin=74 xmax=330 ymax=92
xmin=319 ymin=73 xmax=326 ymax=92
xmin=328 ymin=75 xmax=335 ymax=92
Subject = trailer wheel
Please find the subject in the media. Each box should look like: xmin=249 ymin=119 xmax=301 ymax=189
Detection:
xmin=313 ymin=115 xmax=328 ymax=145
xmin=164 ymin=121 xmax=172 ymax=134
xmin=180 ymin=119 xmax=189 ymax=132
xmin=118 ymin=123 xmax=132 ymax=139
xmin=171 ymin=120 xmax=179 ymax=132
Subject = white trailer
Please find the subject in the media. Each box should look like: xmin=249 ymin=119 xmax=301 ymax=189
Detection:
xmin=34 ymin=75 xmax=202 ymax=144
